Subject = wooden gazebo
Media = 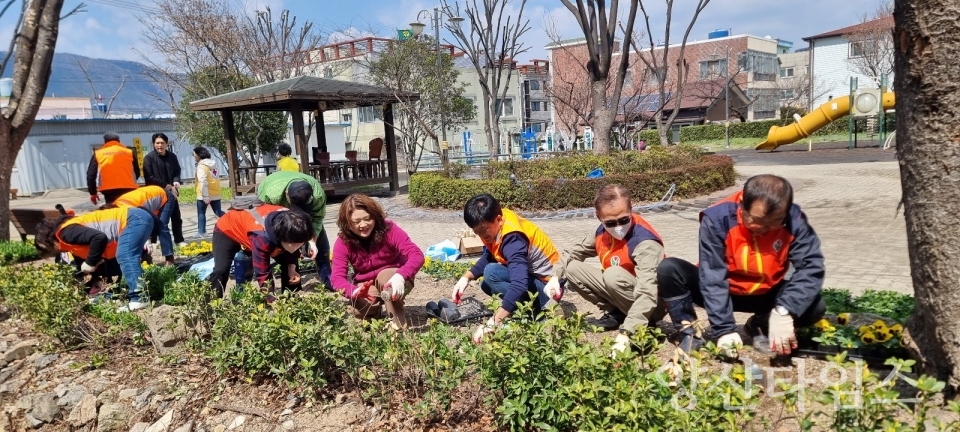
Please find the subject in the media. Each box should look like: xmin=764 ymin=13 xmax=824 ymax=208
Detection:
xmin=189 ymin=76 xmax=419 ymax=195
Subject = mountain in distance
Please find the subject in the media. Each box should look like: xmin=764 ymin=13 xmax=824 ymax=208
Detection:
xmin=1 ymin=51 xmax=179 ymax=117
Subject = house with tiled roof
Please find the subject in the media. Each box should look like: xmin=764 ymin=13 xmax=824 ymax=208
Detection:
xmin=803 ymin=16 xmax=895 ymax=109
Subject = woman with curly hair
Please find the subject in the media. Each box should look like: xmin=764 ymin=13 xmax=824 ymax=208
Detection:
xmin=330 ymin=194 xmax=425 ymax=330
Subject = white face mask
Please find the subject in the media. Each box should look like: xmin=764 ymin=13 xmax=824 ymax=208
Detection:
xmin=605 ymin=221 xmax=632 ymax=240
xmin=282 ymin=242 xmax=301 ymax=254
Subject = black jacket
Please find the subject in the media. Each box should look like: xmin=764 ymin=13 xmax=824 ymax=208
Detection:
xmin=142 ymin=151 xmax=182 ymax=188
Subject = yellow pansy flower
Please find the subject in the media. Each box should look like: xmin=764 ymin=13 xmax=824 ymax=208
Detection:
xmin=837 ymin=313 xmax=851 ymax=325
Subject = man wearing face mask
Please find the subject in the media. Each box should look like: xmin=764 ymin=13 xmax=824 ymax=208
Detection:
xmin=552 ymin=184 xmax=668 ymax=355
xmin=208 ymin=205 xmax=314 ymax=300
xmin=657 ymin=174 xmax=826 ymax=359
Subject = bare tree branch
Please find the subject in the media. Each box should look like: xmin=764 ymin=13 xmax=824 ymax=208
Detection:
xmin=444 ymin=0 xmax=531 ymax=156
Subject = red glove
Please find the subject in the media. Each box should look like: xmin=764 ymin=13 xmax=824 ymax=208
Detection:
xmin=349 ymin=280 xmax=375 ymax=301
xmin=90 ymin=195 xmax=99 ymax=205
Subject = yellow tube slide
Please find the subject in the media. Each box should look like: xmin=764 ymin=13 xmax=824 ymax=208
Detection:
xmin=755 ymin=92 xmax=896 ymax=151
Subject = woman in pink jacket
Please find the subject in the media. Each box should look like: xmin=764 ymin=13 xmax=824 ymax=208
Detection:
xmin=331 ymin=194 xmax=425 ymax=330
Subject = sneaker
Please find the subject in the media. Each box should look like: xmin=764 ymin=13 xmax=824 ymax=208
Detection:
xmin=117 ymin=301 xmax=149 ymax=313
xmin=588 ymin=310 xmax=626 ymax=331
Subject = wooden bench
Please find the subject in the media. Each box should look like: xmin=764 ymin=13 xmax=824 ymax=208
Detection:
xmin=235 ymin=184 xmax=258 ymax=196
xmin=9 ymin=208 xmax=73 ymax=242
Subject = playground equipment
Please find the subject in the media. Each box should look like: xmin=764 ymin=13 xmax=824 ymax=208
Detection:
xmin=756 ymin=76 xmax=895 ymax=151
xmin=755 ymin=92 xmax=895 ymax=151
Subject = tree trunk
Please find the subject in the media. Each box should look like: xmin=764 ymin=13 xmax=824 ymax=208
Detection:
xmin=894 ymin=0 xmax=960 ymax=395
xmin=655 ymin=110 xmax=670 ymax=146
xmin=0 ymin=127 xmax=14 ymax=241
xmin=590 ymin=80 xmax=612 ymax=155
xmin=481 ymin=95 xmax=497 ymax=155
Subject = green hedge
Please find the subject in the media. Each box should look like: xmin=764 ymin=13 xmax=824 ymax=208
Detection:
xmin=410 ymin=154 xmax=736 ymax=210
xmin=482 ymin=144 xmax=704 ymax=180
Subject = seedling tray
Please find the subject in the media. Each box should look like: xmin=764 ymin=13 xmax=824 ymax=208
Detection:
xmin=425 ymin=297 xmax=492 ymax=325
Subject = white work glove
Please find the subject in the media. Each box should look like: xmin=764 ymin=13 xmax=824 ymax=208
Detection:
xmin=543 ymin=276 xmax=562 ymax=301
xmin=172 ymin=182 xmax=180 ymax=189
xmin=717 ymin=332 xmax=743 ymax=359
xmin=384 ymin=273 xmax=406 ymax=301
xmin=305 ymin=241 xmax=318 ymax=259
xmin=611 ymin=333 xmax=631 ymax=356
xmin=80 ymin=262 xmax=98 ymax=274
xmin=472 ymin=317 xmax=497 ymax=344
xmin=451 ymin=277 xmax=469 ymax=304
xmin=769 ymin=309 xmax=797 ymax=355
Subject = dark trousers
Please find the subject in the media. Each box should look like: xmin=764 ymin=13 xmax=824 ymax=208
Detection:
xmin=657 ymin=257 xmax=826 ymax=331
xmin=152 ymin=195 xmax=184 ymax=244
xmin=209 ymin=229 xmax=298 ymax=298
xmin=102 ymin=188 xmax=137 ymax=205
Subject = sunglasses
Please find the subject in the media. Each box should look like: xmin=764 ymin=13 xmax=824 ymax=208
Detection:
xmin=602 ymin=216 xmax=632 ymax=228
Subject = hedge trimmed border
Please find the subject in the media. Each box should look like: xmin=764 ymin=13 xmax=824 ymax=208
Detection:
xmin=409 ymin=154 xmax=736 ymax=211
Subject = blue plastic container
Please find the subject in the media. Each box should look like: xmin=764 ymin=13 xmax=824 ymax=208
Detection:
xmin=233 ymin=250 xmax=251 ymax=285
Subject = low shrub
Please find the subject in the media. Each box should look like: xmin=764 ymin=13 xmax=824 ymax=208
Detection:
xmin=0 ymin=241 xmax=39 ymax=264
xmin=0 ymin=264 xmax=87 ymax=345
xmin=822 ymin=288 xmax=915 ymax=322
xmin=410 ymin=149 xmax=736 ymax=210
xmin=421 ymin=257 xmax=475 ymax=281
xmin=139 ymin=264 xmax=179 ymax=302
xmin=482 ymin=145 xmax=704 ymax=181
xmin=473 ymin=303 xmax=760 ymax=431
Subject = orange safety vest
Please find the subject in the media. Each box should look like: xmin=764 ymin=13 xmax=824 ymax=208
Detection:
xmin=114 ymin=186 xmax=168 ymax=215
xmin=56 ymin=207 xmax=129 ymax=260
xmin=700 ymin=191 xmax=794 ymax=296
xmin=95 ymin=140 xmax=138 ymax=191
xmin=215 ymin=204 xmax=288 ymax=254
xmin=483 ymin=208 xmax=560 ymax=281
xmin=594 ymin=213 xmax=664 ymax=276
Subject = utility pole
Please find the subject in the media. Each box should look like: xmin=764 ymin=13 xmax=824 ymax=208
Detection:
xmin=434 ymin=7 xmax=448 ymax=164
xmin=725 ymin=46 xmax=731 ymax=149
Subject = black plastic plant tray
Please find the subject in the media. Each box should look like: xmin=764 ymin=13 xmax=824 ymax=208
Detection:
xmin=425 ymin=296 xmax=493 ymax=325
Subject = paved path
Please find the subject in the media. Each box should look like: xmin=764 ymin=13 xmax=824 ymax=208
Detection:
xmin=9 ymin=146 xmax=912 ymax=294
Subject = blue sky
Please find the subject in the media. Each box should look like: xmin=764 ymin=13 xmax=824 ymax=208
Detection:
xmin=0 ymin=0 xmax=886 ymax=63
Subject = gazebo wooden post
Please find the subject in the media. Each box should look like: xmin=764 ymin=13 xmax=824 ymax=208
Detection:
xmin=290 ymin=101 xmax=309 ymax=173
xmin=382 ymin=103 xmax=400 ymax=192
xmin=315 ymin=104 xmax=328 ymax=155
xmin=221 ymin=110 xmax=240 ymax=194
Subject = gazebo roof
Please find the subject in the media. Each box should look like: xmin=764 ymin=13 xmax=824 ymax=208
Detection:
xmin=189 ymin=75 xmax=419 ymax=112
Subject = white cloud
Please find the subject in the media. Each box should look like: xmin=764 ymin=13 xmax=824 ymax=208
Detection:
xmin=84 ymin=17 xmax=105 ymax=31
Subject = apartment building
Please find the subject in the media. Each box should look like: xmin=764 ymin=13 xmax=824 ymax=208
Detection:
xmin=803 ymin=16 xmax=895 ymax=109
xmin=547 ymin=30 xmax=784 ymax=136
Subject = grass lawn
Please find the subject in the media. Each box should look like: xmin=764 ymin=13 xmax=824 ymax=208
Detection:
xmin=683 ymin=133 xmax=851 ymax=151
xmin=176 ymin=183 xmax=233 ymax=203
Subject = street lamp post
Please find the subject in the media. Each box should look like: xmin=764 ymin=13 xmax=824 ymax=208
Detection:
xmin=411 ymin=7 xmax=464 ymax=164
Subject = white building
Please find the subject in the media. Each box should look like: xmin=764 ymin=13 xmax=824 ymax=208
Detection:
xmin=803 ymin=16 xmax=895 ymax=109
xmin=12 ymin=119 xmax=225 ymax=196
xmin=1 ymin=97 xmax=94 ymax=119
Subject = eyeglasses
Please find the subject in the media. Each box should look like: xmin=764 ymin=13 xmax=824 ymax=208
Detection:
xmin=602 ymin=216 xmax=631 ymax=228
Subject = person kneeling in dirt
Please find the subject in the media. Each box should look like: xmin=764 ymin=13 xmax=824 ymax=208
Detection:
xmin=451 ymin=193 xmax=562 ymax=344
xmin=256 ymin=171 xmax=332 ymax=289
xmin=330 ymin=194 xmax=424 ymax=331
xmin=552 ymin=184 xmax=668 ymax=355
xmin=34 ymin=205 xmax=155 ymax=313
xmin=209 ymin=204 xmax=313 ymax=300
xmin=656 ymin=174 xmax=827 ymax=359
